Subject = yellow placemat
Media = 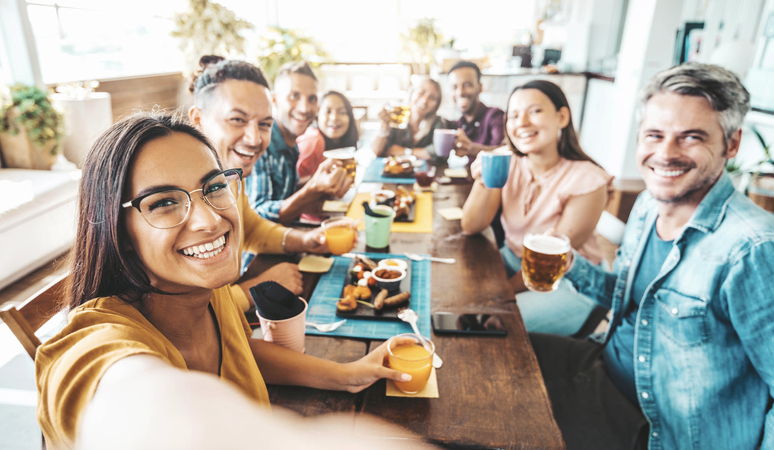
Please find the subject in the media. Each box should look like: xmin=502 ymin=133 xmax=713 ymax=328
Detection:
xmin=346 ymin=192 xmax=433 ymax=233
xmin=298 ymin=255 xmax=335 ymax=273
xmin=386 ymin=368 xmax=438 ymax=398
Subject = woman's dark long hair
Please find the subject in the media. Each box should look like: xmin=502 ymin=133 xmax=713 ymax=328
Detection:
xmin=505 ymin=80 xmax=599 ymax=166
xmin=64 ymin=112 xmax=221 ymax=311
xmin=318 ymin=91 xmax=359 ymax=150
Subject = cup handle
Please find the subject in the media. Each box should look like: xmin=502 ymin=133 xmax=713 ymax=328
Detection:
xmin=266 ymin=321 xmax=275 ymax=330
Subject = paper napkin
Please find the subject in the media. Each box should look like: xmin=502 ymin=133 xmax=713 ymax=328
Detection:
xmin=438 ymin=207 xmax=464 ymax=221
xmin=386 ymin=368 xmax=439 ymax=398
xmin=297 ymin=255 xmax=334 ymax=273
xmin=322 ymin=200 xmax=351 ymax=213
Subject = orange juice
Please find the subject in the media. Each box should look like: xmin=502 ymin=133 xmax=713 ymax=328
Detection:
xmin=324 ymin=226 xmax=355 ymax=255
xmin=388 ymin=344 xmax=433 ymax=393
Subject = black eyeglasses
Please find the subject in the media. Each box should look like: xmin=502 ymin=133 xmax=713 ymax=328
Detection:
xmin=122 ymin=169 xmax=242 ymax=229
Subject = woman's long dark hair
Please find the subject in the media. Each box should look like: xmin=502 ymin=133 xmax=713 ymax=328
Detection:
xmin=505 ymin=80 xmax=599 ymax=166
xmin=64 ymin=112 xmax=221 ymax=311
xmin=318 ymin=91 xmax=359 ymax=150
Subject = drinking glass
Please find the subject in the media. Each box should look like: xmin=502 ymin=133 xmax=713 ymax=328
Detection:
xmin=387 ymin=333 xmax=435 ymax=394
xmin=321 ymin=217 xmax=357 ymax=255
xmin=521 ymin=232 xmax=571 ymax=292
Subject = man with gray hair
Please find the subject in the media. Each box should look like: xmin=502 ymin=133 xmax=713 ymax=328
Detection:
xmin=529 ymin=63 xmax=774 ymax=449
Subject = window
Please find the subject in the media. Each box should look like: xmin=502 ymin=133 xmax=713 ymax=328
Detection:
xmin=26 ymin=0 xmax=186 ymax=83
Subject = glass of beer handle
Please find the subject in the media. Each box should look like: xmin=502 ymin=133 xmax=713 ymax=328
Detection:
xmin=521 ymin=232 xmax=571 ymax=292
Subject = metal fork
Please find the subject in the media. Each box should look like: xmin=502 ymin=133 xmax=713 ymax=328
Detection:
xmin=404 ymin=252 xmax=456 ymax=264
xmin=306 ymin=319 xmax=347 ymax=332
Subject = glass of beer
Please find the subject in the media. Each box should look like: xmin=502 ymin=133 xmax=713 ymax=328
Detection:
xmin=521 ymin=232 xmax=571 ymax=292
xmin=323 ymin=147 xmax=357 ymax=181
xmin=386 ymin=105 xmax=410 ymax=128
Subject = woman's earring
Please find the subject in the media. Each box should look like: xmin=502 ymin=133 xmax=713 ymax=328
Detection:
xmin=557 ymin=129 xmax=563 ymax=141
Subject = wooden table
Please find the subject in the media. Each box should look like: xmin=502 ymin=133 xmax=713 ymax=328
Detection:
xmin=241 ymin=182 xmax=565 ymax=449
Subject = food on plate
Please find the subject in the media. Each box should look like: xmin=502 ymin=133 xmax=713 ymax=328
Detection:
xmin=383 ymin=156 xmax=414 ymax=175
xmin=384 ymin=291 xmax=410 ymax=307
xmin=374 ymin=268 xmax=402 ymax=280
xmin=342 ymin=285 xmax=356 ymax=297
xmin=377 ymin=258 xmax=409 ymax=270
xmin=336 ymin=295 xmax=357 ymax=312
xmin=355 ymin=255 xmax=378 ymax=271
xmin=354 ymin=285 xmax=372 ymax=300
xmin=373 ymin=289 xmax=389 ymax=310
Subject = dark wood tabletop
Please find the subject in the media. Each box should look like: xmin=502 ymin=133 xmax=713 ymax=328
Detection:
xmin=241 ymin=181 xmax=565 ymax=449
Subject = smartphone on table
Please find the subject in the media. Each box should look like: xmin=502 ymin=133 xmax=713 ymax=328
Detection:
xmin=431 ymin=313 xmax=507 ymax=336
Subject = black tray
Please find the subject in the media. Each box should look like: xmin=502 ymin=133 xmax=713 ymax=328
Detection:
xmin=372 ymin=196 xmax=415 ymax=223
xmin=335 ymin=257 xmax=412 ymax=321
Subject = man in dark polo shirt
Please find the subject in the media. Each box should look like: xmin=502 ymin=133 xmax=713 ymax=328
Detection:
xmin=447 ymin=60 xmax=505 ymax=157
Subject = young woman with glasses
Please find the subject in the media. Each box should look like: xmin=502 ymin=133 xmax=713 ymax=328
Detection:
xmin=35 ymin=113 xmax=414 ymax=449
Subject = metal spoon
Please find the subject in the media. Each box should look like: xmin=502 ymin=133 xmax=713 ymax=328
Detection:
xmin=404 ymin=252 xmax=456 ymax=264
xmin=397 ymin=308 xmax=443 ymax=369
xmin=305 ymin=319 xmax=347 ymax=332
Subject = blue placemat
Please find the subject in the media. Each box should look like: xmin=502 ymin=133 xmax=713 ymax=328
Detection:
xmin=362 ymin=158 xmax=427 ymax=184
xmin=306 ymin=253 xmax=431 ymax=340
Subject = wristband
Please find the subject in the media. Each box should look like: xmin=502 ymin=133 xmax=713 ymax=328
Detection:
xmin=281 ymin=228 xmax=291 ymax=253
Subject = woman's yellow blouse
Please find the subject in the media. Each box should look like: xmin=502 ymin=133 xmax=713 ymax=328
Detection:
xmin=35 ymin=286 xmax=269 ymax=449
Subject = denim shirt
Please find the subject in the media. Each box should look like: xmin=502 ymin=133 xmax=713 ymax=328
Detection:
xmin=565 ymin=173 xmax=774 ymax=450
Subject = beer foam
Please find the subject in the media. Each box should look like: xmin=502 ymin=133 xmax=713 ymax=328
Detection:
xmin=523 ymin=234 xmax=570 ymax=255
xmin=323 ymin=147 xmax=356 ymax=159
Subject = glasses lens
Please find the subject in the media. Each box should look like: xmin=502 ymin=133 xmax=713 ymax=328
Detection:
xmin=204 ymin=170 xmax=241 ymax=210
xmin=138 ymin=190 xmax=190 ymax=229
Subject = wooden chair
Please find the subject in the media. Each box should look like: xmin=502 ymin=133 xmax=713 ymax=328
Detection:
xmin=0 ymin=273 xmax=66 ymax=360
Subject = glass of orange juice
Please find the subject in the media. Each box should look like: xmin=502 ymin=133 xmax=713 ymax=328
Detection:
xmin=321 ymin=217 xmax=357 ymax=255
xmin=387 ymin=333 xmax=435 ymax=394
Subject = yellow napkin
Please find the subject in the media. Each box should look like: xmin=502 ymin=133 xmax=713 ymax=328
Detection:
xmin=386 ymin=368 xmax=439 ymax=398
xmin=297 ymin=255 xmax=334 ymax=273
xmin=438 ymin=207 xmax=464 ymax=221
xmin=414 ymin=182 xmax=438 ymax=192
xmin=347 ymin=192 xmax=433 ymax=234
xmin=444 ymin=168 xmax=469 ymax=178
xmin=322 ymin=200 xmax=350 ymax=213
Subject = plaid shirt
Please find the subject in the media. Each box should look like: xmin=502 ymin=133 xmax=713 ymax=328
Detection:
xmin=245 ymin=122 xmax=300 ymax=222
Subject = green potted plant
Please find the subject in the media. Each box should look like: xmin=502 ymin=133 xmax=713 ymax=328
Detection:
xmin=0 ymin=84 xmax=63 ymax=170
xmin=171 ymin=0 xmax=253 ymax=72
xmin=256 ymin=26 xmax=329 ymax=82
xmin=400 ymin=18 xmax=449 ymax=75
xmin=744 ymin=126 xmax=774 ymax=212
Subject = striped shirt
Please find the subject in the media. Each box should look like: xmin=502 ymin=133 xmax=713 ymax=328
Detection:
xmin=245 ymin=122 xmax=300 ymax=222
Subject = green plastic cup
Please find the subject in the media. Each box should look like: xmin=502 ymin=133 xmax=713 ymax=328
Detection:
xmin=365 ymin=204 xmax=396 ymax=249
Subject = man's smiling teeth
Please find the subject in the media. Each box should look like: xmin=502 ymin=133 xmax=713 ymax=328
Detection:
xmin=233 ymin=148 xmax=256 ymax=158
xmin=653 ymin=168 xmax=688 ymax=177
xmin=519 ymin=131 xmax=537 ymax=138
xmin=182 ymin=236 xmax=226 ymax=259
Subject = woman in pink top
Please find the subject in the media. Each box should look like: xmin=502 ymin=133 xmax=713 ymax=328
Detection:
xmin=296 ymin=91 xmax=359 ymax=185
xmin=462 ymin=80 xmax=612 ymax=335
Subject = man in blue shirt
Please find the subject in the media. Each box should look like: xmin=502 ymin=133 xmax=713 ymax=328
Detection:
xmin=246 ymin=61 xmax=351 ymax=225
xmin=530 ymin=63 xmax=774 ymax=449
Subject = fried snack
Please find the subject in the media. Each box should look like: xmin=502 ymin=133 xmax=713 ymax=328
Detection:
xmin=374 ymin=268 xmax=401 ymax=279
xmin=336 ymin=295 xmax=357 ymax=312
xmin=342 ymin=284 xmax=357 ymax=297
xmin=373 ymin=289 xmax=389 ymax=310
xmin=354 ymin=285 xmax=372 ymax=300
xmin=394 ymin=203 xmax=410 ymax=219
xmin=384 ymin=291 xmax=410 ymax=307
xmin=356 ymin=256 xmax=378 ymax=271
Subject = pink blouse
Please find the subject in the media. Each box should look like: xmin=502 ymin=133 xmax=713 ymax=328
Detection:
xmin=500 ymin=156 xmax=613 ymax=265
xmin=296 ymin=128 xmax=326 ymax=180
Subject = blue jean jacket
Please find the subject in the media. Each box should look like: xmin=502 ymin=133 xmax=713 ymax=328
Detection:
xmin=565 ymin=173 xmax=774 ymax=450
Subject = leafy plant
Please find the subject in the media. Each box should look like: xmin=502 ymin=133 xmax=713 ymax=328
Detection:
xmin=399 ymin=18 xmax=449 ymax=74
xmin=256 ymin=26 xmax=329 ymax=82
xmin=171 ymin=0 xmax=253 ymax=71
xmin=0 ymin=84 xmax=63 ymax=155
xmin=749 ymin=126 xmax=774 ymax=171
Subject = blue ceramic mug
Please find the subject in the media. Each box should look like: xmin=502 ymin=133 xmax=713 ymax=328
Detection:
xmin=480 ymin=149 xmax=512 ymax=188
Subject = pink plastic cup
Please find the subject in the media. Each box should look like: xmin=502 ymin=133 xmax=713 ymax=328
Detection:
xmin=256 ymin=298 xmax=308 ymax=353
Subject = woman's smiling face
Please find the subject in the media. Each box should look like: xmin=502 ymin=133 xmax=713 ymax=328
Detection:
xmin=122 ymin=132 xmax=241 ymax=295
xmin=317 ymin=94 xmax=351 ymax=142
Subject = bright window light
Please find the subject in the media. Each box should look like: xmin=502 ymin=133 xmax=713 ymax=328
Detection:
xmin=26 ymin=0 xmax=186 ymax=84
